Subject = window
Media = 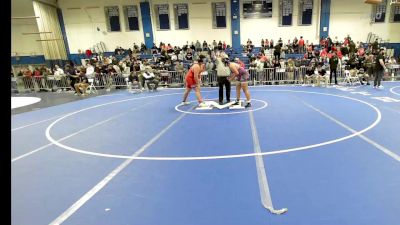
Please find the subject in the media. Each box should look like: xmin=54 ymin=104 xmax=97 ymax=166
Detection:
xmin=372 ymin=0 xmax=388 ymax=23
xmin=124 ymin=5 xmax=140 ymax=31
xmin=173 ymin=4 xmax=189 ymax=29
xmin=298 ymin=0 xmax=313 ymax=25
xmin=389 ymin=4 xmax=400 ymax=22
xmin=154 ymin=4 xmax=170 ymax=30
xmin=105 ymin=6 xmax=121 ymax=32
xmin=212 ymin=2 xmax=226 ymax=28
xmin=279 ymin=0 xmax=293 ymax=26
xmin=242 ymin=0 xmax=272 ymax=19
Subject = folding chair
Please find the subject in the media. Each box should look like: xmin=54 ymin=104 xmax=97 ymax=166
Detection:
xmin=86 ymin=78 xmax=98 ymax=94
xmin=316 ymin=71 xmax=330 ymax=87
xmin=343 ymin=69 xmax=361 ymax=86
xmin=125 ymin=77 xmax=142 ymax=93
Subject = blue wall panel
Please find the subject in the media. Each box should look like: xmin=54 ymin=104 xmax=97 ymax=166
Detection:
xmin=11 ymin=56 xmax=46 ymax=65
xmin=140 ymin=2 xmax=155 ymax=49
xmin=319 ymin=0 xmax=331 ymax=39
xmin=231 ymin=0 xmax=241 ymax=51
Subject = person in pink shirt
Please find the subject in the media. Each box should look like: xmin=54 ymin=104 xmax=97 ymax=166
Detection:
xmin=260 ymin=54 xmax=268 ymax=62
xmin=357 ymin=47 xmax=365 ymax=57
xmin=320 ymin=48 xmax=328 ymax=58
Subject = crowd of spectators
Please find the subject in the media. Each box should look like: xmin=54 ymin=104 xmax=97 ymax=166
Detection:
xmin=12 ymin=35 xmax=400 ymax=94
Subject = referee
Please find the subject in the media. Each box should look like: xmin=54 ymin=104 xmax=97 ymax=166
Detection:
xmin=215 ymin=53 xmax=232 ymax=105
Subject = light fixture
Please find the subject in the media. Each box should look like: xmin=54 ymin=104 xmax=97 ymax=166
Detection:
xmin=364 ymin=0 xmax=383 ymax=4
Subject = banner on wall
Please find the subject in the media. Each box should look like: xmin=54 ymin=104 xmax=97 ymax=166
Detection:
xmin=280 ymin=0 xmax=293 ymax=26
xmin=158 ymin=4 xmax=169 ymax=15
xmin=126 ymin=5 xmax=138 ymax=17
xmin=105 ymin=6 xmax=121 ymax=31
xmin=243 ymin=0 xmax=272 ymax=18
xmin=391 ymin=5 xmax=400 ymax=22
xmin=213 ymin=2 xmax=226 ymax=28
xmin=156 ymin=4 xmax=170 ymax=30
xmin=373 ymin=0 xmax=387 ymax=23
xmin=174 ymin=4 xmax=188 ymax=29
xmin=125 ymin=5 xmax=139 ymax=31
xmin=299 ymin=0 xmax=313 ymax=25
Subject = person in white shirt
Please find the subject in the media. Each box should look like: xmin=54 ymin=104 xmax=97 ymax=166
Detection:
xmin=112 ymin=64 xmax=121 ymax=74
xmin=53 ymin=65 xmax=64 ymax=76
xmin=388 ymin=56 xmax=397 ymax=64
xmin=53 ymin=65 xmax=66 ymax=92
xmin=334 ymin=36 xmax=339 ymax=45
xmin=85 ymin=63 xmax=95 ymax=78
xmin=121 ymin=62 xmax=130 ymax=78
xmin=171 ymin=53 xmax=177 ymax=61
xmin=178 ymin=52 xmax=185 ymax=61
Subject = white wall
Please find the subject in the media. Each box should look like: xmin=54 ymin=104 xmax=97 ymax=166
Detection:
xmin=58 ymin=0 xmax=145 ymax=54
xmin=330 ymin=0 xmax=400 ymax=43
xmin=11 ymin=0 xmax=44 ymax=56
xmin=11 ymin=24 xmax=44 ymax=56
xmin=150 ymin=0 xmax=231 ymax=47
xmin=240 ymin=0 xmax=320 ymax=46
xmin=12 ymin=0 xmax=400 ymax=57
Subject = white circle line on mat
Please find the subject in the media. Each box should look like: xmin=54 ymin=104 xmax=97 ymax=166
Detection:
xmin=45 ymin=90 xmax=381 ymax=161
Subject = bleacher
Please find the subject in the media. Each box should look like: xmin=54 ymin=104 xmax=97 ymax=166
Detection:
xmin=78 ymin=45 xmax=312 ymax=70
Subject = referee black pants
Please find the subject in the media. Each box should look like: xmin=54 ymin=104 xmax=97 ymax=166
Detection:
xmin=218 ymin=76 xmax=231 ymax=103
xmin=330 ymin=69 xmax=338 ymax=85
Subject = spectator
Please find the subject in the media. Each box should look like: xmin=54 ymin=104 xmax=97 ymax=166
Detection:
xmin=298 ymin=36 xmax=305 ymax=53
xmin=218 ymin=41 xmax=222 ymax=51
xmin=195 ymin=40 xmax=202 ymax=52
xmin=85 ymin=63 xmax=95 ymax=78
xmin=175 ymin=61 xmax=184 ymax=73
xmin=274 ymin=44 xmax=281 ymax=61
xmin=140 ymin=43 xmax=147 ymax=53
xmin=303 ymin=64 xmax=316 ymax=86
xmin=287 ymin=58 xmax=295 ymax=81
xmin=372 ymin=39 xmax=379 ymax=55
xmin=202 ymin=41 xmax=208 ymax=51
xmin=74 ymin=72 xmax=89 ymax=96
xmin=186 ymin=49 xmax=193 ymax=61
xmin=205 ymin=58 xmax=215 ymax=75
xmin=278 ymin=38 xmax=283 ymax=48
xmin=142 ymin=65 xmax=159 ymax=91
xmin=329 ymin=51 xmax=339 ymax=85
xmin=364 ymin=54 xmax=374 ymax=83
xmin=349 ymin=40 xmax=356 ymax=54
xmin=373 ymin=48 xmax=387 ymax=89
xmin=357 ymin=67 xmax=370 ymax=85
xmin=388 ymin=56 xmax=397 ymax=64
xmin=315 ymin=64 xmax=329 ymax=87
xmin=212 ymin=40 xmax=217 ymax=49
xmin=326 ymin=36 xmax=333 ymax=52
xmin=33 ymin=67 xmax=41 ymax=77
xmin=53 ymin=65 xmax=64 ymax=76
xmin=65 ymin=65 xmax=78 ymax=93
